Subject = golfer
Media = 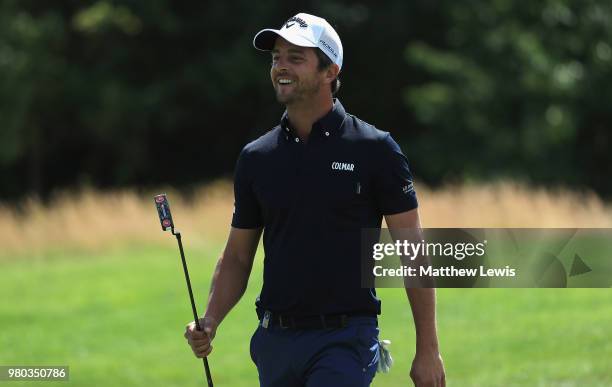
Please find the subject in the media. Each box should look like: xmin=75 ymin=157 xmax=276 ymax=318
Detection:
xmin=185 ymin=12 xmax=446 ymax=387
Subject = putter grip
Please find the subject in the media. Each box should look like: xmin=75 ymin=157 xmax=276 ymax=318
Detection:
xmin=154 ymin=194 xmax=174 ymax=231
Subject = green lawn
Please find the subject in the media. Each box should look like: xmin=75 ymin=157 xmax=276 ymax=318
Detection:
xmin=1 ymin=244 xmax=610 ymax=386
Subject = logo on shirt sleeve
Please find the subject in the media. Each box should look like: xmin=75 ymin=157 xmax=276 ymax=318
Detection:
xmin=402 ymin=181 xmax=414 ymax=194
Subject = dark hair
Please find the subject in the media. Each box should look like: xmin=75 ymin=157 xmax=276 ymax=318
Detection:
xmin=315 ymin=48 xmax=341 ymax=95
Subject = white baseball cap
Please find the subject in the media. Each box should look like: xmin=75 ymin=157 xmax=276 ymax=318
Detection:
xmin=253 ymin=13 xmax=343 ymax=71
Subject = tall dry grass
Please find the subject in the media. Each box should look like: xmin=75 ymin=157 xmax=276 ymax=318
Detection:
xmin=0 ymin=181 xmax=235 ymax=259
xmin=0 ymin=180 xmax=611 ymax=259
xmin=417 ymin=182 xmax=612 ymax=228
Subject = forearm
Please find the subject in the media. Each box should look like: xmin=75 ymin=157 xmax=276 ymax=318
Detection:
xmin=203 ymin=255 xmax=252 ymax=325
xmin=406 ymin=287 xmax=439 ymax=352
xmin=386 ymin=210 xmax=445 ymax=382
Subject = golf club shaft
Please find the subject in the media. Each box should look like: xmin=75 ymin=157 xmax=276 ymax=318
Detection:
xmin=175 ymin=232 xmax=214 ymax=387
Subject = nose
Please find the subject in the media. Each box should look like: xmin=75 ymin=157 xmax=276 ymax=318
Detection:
xmin=272 ymin=56 xmax=289 ymax=72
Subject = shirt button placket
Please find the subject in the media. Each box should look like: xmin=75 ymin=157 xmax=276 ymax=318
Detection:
xmin=294 ymin=135 xmax=304 ymax=176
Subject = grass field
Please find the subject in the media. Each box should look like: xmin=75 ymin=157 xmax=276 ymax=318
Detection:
xmin=1 ymin=182 xmax=611 ymax=386
xmin=1 ymin=244 xmax=611 ymax=386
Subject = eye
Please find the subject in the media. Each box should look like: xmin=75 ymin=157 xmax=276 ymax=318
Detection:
xmin=289 ymin=56 xmax=303 ymax=63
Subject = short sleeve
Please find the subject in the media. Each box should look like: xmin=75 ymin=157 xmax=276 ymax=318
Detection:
xmin=373 ymin=133 xmax=419 ymax=215
xmin=231 ymin=147 xmax=263 ymax=229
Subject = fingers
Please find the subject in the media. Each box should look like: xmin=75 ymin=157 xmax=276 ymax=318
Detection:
xmin=410 ymin=353 xmax=446 ymax=387
xmin=192 ymin=341 xmax=213 ymax=358
xmin=186 ymin=336 xmax=212 ymax=358
xmin=410 ymin=369 xmax=437 ymax=387
xmin=184 ymin=320 xmax=216 ymax=358
xmin=412 ymin=375 xmax=442 ymax=387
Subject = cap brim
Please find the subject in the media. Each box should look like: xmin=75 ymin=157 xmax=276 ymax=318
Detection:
xmin=253 ymin=28 xmax=317 ymax=51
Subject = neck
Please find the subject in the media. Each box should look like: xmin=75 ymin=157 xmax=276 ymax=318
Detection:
xmin=286 ymin=94 xmax=334 ymax=141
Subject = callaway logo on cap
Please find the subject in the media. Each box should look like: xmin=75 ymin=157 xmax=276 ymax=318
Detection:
xmin=253 ymin=12 xmax=343 ymax=71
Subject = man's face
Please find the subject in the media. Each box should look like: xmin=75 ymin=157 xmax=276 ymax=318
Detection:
xmin=270 ymin=37 xmax=324 ymax=105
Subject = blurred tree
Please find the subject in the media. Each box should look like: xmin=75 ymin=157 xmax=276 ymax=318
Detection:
xmin=0 ymin=0 xmax=610 ymax=200
xmin=0 ymin=1 xmax=68 ymax=197
xmin=404 ymin=0 xmax=612 ymax=194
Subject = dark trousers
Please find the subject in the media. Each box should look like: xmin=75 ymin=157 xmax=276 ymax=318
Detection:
xmin=250 ymin=316 xmax=379 ymax=387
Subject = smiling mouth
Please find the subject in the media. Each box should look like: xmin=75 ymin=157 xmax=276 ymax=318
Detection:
xmin=277 ymin=78 xmax=294 ymax=85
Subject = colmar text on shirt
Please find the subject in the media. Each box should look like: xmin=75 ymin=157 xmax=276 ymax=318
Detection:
xmin=331 ymin=162 xmax=354 ymax=171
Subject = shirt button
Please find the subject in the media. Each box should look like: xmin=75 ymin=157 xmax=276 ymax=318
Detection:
xmin=325 ymin=131 xmax=330 ymax=137
xmin=295 ymin=138 xmax=300 ymax=143
xmin=285 ymin=135 xmax=288 ymax=140
xmin=285 ymin=127 xmax=289 ymax=132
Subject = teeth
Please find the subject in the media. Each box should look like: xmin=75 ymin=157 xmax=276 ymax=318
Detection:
xmin=278 ymin=79 xmax=293 ymax=84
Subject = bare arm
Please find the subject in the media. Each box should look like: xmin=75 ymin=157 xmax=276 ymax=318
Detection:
xmin=185 ymin=226 xmax=262 ymax=358
xmin=204 ymin=226 xmax=262 ymax=325
xmin=385 ymin=209 xmax=445 ymax=387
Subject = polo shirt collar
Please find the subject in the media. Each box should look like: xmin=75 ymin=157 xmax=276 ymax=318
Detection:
xmin=280 ymin=98 xmax=346 ymax=138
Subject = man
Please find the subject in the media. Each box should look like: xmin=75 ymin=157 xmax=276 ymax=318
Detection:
xmin=185 ymin=12 xmax=446 ymax=387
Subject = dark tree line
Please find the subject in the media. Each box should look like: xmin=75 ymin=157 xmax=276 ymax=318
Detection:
xmin=1 ymin=0 xmax=610 ymax=200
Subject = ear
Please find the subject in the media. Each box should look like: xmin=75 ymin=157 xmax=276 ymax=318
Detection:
xmin=324 ymin=63 xmax=340 ymax=83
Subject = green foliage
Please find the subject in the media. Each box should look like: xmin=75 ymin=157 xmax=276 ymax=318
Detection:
xmin=403 ymin=0 xmax=612 ymax=193
xmin=73 ymin=1 xmax=143 ymax=35
xmin=0 ymin=1 xmax=610 ymax=199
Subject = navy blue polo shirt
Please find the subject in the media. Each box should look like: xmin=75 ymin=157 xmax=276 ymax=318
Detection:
xmin=232 ymin=99 xmax=418 ymax=316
